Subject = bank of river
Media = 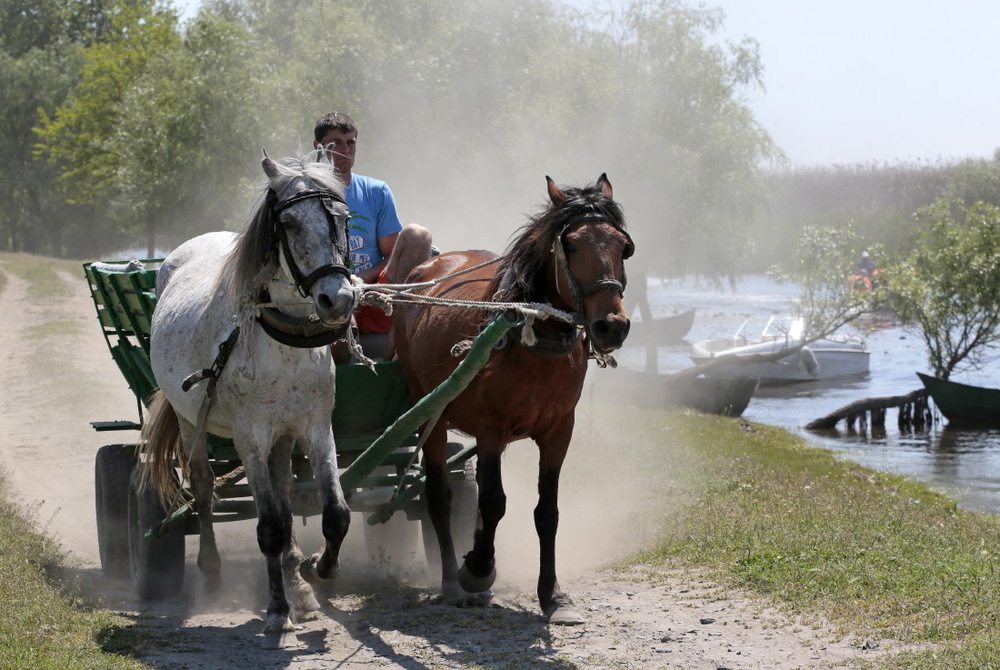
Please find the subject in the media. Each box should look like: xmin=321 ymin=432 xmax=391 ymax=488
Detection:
xmin=614 ymin=274 xmax=1000 ymax=515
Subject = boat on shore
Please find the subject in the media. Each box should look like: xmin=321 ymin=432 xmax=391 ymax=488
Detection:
xmin=591 ymin=368 xmax=758 ymax=417
xmin=631 ymin=308 xmax=696 ymax=345
xmin=689 ymin=316 xmax=870 ymax=385
xmin=916 ymin=372 xmax=1000 ymax=427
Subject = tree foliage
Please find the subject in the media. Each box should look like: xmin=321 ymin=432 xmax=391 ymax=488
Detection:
xmin=770 ymin=221 xmax=878 ymax=343
xmin=883 ymin=199 xmax=1000 ymax=379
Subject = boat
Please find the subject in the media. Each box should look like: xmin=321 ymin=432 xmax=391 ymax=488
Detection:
xmin=631 ymin=308 xmax=696 ymax=345
xmin=916 ymin=372 xmax=1000 ymax=427
xmin=591 ymin=369 xmax=758 ymax=417
xmin=689 ymin=316 xmax=870 ymax=384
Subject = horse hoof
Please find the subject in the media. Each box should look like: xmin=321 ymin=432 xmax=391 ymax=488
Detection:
xmin=299 ymin=555 xmax=339 ymax=585
xmin=458 ymin=563 xmax=496 ymax=594
xmin=291 ymin=592 xmax=322 ymax=622
xmin=261 ymin=629 xmax=301 ymax=650
xmin=546 ymin=604 xmax=586 ymax=625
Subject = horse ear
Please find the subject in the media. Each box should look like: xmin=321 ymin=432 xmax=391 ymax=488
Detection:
xmin=261 ymin=149 xmax=280 ymax=180
xmin=546 ymin=176 xmax=567 ymax=205
xmin=596 ymin=173 xmax=613 ymax=198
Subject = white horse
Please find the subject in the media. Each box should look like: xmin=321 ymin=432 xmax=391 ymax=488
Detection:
xmin=142 ymin=154 xmax=357 ymax=648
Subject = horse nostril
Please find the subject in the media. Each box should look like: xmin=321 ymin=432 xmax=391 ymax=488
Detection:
xmin=316 ymin=293 xmax=334 ymax=312
xmin=592 ymin=319 xmax=610 ymax=339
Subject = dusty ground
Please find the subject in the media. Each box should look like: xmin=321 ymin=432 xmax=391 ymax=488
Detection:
xmin=0 ymin=261 xmax=900 ymax=669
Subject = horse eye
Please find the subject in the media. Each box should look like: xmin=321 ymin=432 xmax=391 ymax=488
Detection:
xmin=564 ymin=241 xmax=578 ymax=254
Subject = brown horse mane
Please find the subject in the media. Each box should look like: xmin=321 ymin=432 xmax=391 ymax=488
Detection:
xmin=218 ymin=156 xmax=345 ymax=304
xmin=491 ymin=178 xmax=626 ymax=303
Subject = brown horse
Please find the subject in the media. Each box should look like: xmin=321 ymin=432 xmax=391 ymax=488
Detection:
xmin=395 ymin=174 xmax=633 ymax=623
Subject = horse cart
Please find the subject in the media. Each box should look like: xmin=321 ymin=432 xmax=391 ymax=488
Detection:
xmin=84 ymin=257 xmax=510 ymax=600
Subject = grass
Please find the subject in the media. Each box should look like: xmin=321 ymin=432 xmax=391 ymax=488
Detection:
xmin=589 ymin=405 xmax=1000 ymax=669
xmin=0 ymin=487 xmax=146 ymax=670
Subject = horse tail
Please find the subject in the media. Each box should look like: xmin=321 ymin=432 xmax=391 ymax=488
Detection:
xmin=140 ymin=390 xmax=186 ymax=507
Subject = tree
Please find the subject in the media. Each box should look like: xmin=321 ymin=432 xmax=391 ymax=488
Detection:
xmin=34 ymin=0 xmax=181 ymax=253
xmin=883 ymin=199 xmax=1000 ymax=380
xmin=0 ymin=0 xmax=110 ymax=255
xmin=771 ymin=221 xmax=880 ymax=342
xmin=113 ymin=8 xmax=282 ymax=253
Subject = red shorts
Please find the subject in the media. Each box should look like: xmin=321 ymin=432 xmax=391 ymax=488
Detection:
xmin=355 ymin=269 xmax=392 ymax=335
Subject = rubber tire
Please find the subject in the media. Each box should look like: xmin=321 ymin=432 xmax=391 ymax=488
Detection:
xmin=95 ymin=445 xmax=137 ymax=579
xmin=127 ymin=466 xmax=185 ymax=600
xmin=421 ymin=446 xmax=480 ymax=576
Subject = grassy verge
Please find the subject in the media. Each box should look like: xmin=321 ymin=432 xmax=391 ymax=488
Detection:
xmin=0 ymin=253 xmax=148 ymax=668
xmin=0 ymin=483 xmax=147 ymax=670
xmin=594 ymin=405 xmax=1000 ymax=669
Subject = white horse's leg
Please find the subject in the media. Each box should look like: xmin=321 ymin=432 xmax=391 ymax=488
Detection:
xmin=298 ymin=429 xmax=350 ymax=585
xmin=268 ymin=437 xmax=321 ymax=621
xmin=239 ymin=440 xmax=297 ymax=647
xmin=180 ymin=418 xmax=222 ymax=594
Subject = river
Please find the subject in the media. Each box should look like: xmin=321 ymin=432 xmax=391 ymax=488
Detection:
xmin=614 ymin=274 xmax=1000 ymax=516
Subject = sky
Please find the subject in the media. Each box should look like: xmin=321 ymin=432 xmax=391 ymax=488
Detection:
xmin=176 ymin=0 xmax=1000 ymax=168
xmin=710 ymin=0 xmax=1000 ymax=166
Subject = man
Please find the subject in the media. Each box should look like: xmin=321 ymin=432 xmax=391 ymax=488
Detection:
xmin=313 ymin=112 xmax=432 ymax=356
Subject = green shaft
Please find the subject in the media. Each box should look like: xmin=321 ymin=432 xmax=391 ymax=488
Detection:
xmin=339 ymin=311 xmax=519 ymax=490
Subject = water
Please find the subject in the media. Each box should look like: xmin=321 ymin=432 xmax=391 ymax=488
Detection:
xmin=617 ymin=275 xmax=1000 ymax=516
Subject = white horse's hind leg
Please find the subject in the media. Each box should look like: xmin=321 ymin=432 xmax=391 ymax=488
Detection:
xmin=298 ymin=431 xmax=351 ymax=585
xmin=180 ymin=418 xmax=222 ymax=594
xmin=269 ymin=437 xmax=321 ymax=621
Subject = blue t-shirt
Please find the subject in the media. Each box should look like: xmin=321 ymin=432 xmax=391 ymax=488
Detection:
xmin=345 ymin=174 xmax=403 ymax=274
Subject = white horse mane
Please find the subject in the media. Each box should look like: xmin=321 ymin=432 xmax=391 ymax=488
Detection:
xmin=218 ymin=154 xmax=346 ymax=310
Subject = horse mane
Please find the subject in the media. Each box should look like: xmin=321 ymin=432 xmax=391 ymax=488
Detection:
xmin=492 ymin=179 xmax=627 ymax=303
xmin=219 ymin=155 xmax=345 ymax=303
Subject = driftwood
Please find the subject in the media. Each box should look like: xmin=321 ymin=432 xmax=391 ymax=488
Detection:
xmin=806 ymin=388 xmax=931 ymax=430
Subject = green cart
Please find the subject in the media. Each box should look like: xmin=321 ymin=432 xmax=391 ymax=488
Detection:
xmin=84 ymin=258 xmax=513 ymax=599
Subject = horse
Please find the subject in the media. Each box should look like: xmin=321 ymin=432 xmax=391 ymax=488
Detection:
xmin=141 ymin=154 xmax=357 ymax=647
xmin=394 ymin=173 xmax=633 ymax=623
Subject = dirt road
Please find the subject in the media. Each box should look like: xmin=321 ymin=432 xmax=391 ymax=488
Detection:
xmin=0 ymin=260 xmax=891 ymax=668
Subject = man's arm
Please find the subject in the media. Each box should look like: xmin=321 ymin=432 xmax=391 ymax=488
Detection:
xmin=357 ymin=232 xmax=399 ymax=282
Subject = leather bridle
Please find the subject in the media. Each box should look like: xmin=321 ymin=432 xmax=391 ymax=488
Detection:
xmin=550 ymin=212 xmax=634 ymax=328
xmin=267 ymin=187 xmax=352 ymax=298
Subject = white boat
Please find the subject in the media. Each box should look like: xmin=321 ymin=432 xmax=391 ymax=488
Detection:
xmin=689 ymin=316 xmax=870 ymax=384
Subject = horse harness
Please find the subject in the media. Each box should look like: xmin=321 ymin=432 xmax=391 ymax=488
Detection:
xmin=257 ymin=187 xmax=354 ymax=348
xmin=512 ymin=212 xmax=634 ymax=359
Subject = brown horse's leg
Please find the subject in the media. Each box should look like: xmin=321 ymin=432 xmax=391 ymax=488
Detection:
xmin=182 ymin=420 xmax=222 ymax=594
xmin=534 ymin=416 xmax=584 ymax=624
xmin=424 ymin=423 xmax=492 ymax=606
xmin=458 ymin=436 xmax=504 ymax=596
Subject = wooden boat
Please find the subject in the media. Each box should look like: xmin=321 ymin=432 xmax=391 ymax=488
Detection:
xmin=916 ymin=372 xmax=1000 ymax=427
xmin=591 ymin=368 xmax=758 ymax=417
xmin=689 ymin=316 xmax=870 ymax=384
xmin=631 ymin=308 xmax=696 ymax=345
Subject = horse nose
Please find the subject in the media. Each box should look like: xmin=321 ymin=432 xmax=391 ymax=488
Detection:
xmin=314 ymin=278 xmax=357 ymax=326
xmin=590 ymin=314 xmax=630 ymax=352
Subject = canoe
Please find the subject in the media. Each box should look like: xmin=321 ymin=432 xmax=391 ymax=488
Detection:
xmin=592 ymin=369 xmax=758 ymax=417
xmin=631 ymin=308 xmax=696 ymax=345
xmin=916 ymin=372 xmax=1000 ymax=427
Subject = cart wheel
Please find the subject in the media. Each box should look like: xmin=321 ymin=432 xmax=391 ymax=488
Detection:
xmin=127 ymin=466 xmax=185 ymax=600
xmin=95 ymin=445 xmax=137 ymax=579
xmin=421 ymin=446 xmax=479 ymax=577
